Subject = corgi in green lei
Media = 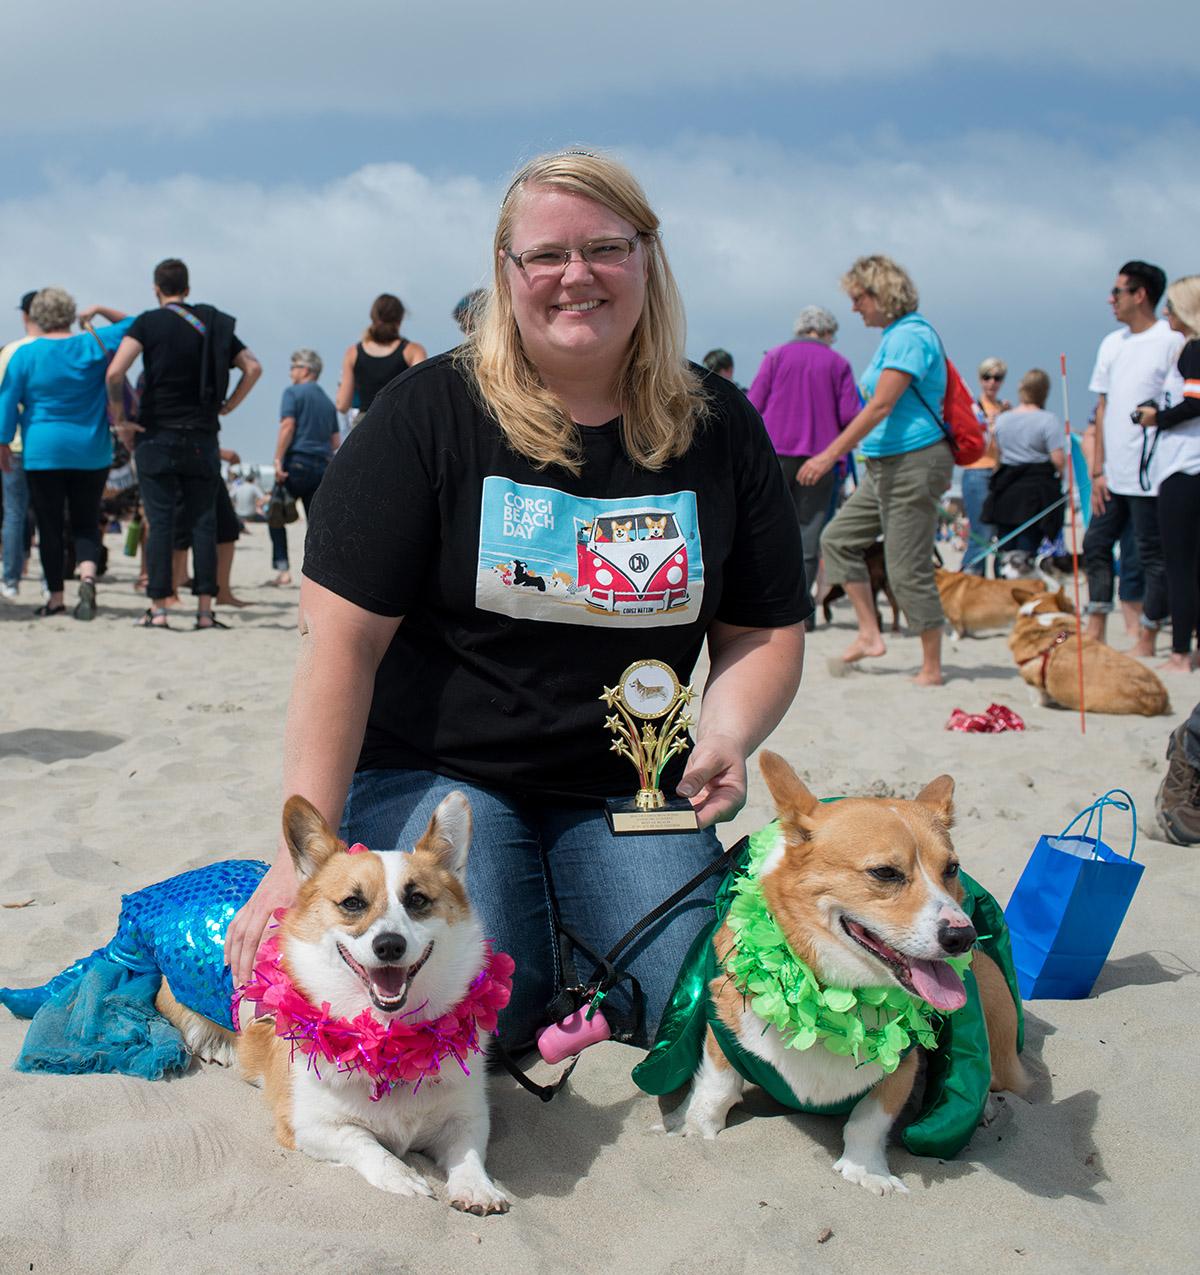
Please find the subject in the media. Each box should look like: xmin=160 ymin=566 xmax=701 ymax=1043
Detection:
xmin=633 ymin=753 xmax=1028 ymax=1196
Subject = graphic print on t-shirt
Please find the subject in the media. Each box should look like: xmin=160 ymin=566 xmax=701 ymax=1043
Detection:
xmin=475 ymin=476 xmax=704 ymax=627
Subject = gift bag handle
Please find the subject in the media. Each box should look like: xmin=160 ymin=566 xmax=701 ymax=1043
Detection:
xmin=1060 ymin=789 xmax=1137 ymax=860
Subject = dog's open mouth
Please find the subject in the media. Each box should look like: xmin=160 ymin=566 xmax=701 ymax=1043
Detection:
xmin=840 ymin=917 xmax=967 ymax=1012
xmin=337 ymin=941 xmax=434 ymax=1014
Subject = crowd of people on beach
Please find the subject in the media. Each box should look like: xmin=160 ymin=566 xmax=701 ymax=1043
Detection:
xmin=0 ymin=266 xmax=475 ymax=622
xmin=2 ymin=248 xmax=1196 ymax=676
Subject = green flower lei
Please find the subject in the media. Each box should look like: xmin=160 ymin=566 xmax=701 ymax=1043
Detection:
xmin=720 ymin=830 xmax=973 ymax=1074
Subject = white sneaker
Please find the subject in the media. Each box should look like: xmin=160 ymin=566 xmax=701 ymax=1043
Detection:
xmin=0 ymin=582 xmax=17 ymax=600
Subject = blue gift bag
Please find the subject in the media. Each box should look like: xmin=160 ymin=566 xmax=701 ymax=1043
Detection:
xmin=1005 ymin=790 xmax=1144 ymax=999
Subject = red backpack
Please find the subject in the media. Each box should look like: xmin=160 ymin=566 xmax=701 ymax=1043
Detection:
xmin=910 ymin=334 xmax=986 ymax=466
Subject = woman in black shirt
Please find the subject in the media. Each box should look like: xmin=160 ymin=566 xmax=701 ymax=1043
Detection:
xmin=334 ymin=293 xmax=427 ymax=422
xmin=225 ymin=153 xmax=808 ymax=1051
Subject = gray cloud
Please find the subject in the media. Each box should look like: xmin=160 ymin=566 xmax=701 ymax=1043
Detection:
xmin=3 ymin=0 xmax=1189 ymax=132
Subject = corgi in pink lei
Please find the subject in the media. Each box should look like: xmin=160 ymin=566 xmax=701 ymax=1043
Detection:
xmin=159 ymin=793 xmax=513 ymax=1215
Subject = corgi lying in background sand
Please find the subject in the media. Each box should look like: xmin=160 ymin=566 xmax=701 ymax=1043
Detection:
xmin=935 ymin=566 xmax=1047 ymax=638
xmin=1009 ymin=589 xmax=1170 ymax=716
xmin=659 ymin=753 xmax=1027 ymax=1195
xmin=161 ymin=794 xmax=512 ymax=1215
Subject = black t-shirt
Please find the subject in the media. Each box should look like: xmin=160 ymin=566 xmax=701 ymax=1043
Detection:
xmin=1159 ymin=339 xmax=1200 ymax=429
xmin=128 ymin=304 xmax=246 ymax=433
xmin=303 ymin=353 xmax=810 ymax=802
xmin=354 ymin=340 xmax=410 ymax=413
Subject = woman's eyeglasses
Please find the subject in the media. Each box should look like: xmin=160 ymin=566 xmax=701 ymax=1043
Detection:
xmin=981 ymin=373 xmax=1004 ymax=382
xmin=507 ymin=235 xmax=642 ymax=276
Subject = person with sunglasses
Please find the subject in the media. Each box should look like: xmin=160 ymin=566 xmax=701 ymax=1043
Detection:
xmin=960 ymin=358 xmax=1011 ymax=576
xmin=1083 ymin=260 xmax=1183 ymax=655
xmin=223 ymin=151 xmax=808 ymax=1052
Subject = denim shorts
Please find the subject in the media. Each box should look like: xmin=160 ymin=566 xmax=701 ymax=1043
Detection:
xmin=340 ymin=767 xmax=725 ymax=1051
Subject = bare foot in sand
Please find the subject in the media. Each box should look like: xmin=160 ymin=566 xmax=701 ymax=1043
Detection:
xmin=1130 ymin=632 xmax=1156 ymax=658
xmin=1158 ymin=652 xmax=1195 ymax=673
xmin=912 ymin=669 xmax=944 ymax=687
xmin=841 ymin=635 xmax=886 ymax=665
xmin=216 ymin=591 xmax=250 ymax=608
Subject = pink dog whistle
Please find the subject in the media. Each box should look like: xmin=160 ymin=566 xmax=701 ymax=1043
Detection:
xmin=537 ymin=1004 xmax=612 ymax=1064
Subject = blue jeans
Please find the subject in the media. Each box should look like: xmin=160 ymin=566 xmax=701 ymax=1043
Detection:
xmin=340 ymin=768 xmax=724 ymax=1051
xmin=2 ymin=453 xmax=32 ymax=588
xmin=960 ymin=467 xmax=995 ymax=576
xmin=268 ymin=455 xmax=326 ymax=570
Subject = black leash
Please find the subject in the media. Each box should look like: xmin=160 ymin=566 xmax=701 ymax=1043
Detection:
xmin=494 ymin=834 xmax=751 ymax=1101
xmin=596 ymin=835 xmax=749 ymax=978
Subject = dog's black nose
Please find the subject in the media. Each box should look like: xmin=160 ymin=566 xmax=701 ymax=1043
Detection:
xmin=372 ymin=932 xmax=407 ymax=963
xmin=937 ymin=921 xmax=977 ymax=956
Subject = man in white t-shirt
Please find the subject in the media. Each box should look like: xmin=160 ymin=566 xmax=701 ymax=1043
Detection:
xmin=1083 ymin=260 xmax=1184 ymax=654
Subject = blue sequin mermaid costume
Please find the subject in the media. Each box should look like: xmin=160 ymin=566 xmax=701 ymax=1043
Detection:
xmin=1 ymin=860 xmax=268 ymax=1079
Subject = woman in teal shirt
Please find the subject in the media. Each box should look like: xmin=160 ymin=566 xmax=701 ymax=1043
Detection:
xmin=0 ymin=288 xmax=131 ymax=619
xmin=799 ymin=256 xmax=953 ymax=685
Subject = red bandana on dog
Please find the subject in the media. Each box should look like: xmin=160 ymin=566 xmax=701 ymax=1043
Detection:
xmin=233 ymin=936 xmax=514 ymax=1101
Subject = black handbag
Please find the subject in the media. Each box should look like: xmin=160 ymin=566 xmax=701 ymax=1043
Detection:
xmin=266 ymin=482 xmax=298 ymax=529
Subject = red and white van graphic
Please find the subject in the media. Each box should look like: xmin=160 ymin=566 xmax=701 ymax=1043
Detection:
xmin=575 ymin=511 xmax=690 ymax=615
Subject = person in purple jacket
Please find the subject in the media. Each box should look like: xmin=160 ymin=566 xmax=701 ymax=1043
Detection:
xmin=747 ymin=306 xmax=861 ymax=616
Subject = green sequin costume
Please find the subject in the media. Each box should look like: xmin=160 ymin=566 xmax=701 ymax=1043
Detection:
xmin=632 ymin=822 xmax=1023 ymax=1158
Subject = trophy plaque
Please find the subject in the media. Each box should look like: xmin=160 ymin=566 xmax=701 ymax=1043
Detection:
xmin=601 ymin=660 xmax=700 ymax=835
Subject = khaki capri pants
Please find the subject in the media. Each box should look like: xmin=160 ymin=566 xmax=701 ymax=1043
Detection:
xmin=820 ymin=441 xmax=953 ymax=633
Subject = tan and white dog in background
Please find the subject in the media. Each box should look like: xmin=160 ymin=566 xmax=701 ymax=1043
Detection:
xmin=159 ymin=793 xmax=511 ymax=1215
xmin=1009 ymin=588 xmax=1170 ymax=716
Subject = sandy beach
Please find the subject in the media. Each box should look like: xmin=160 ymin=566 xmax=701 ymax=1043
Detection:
xmin=2 ymin=521 xmax=1196 ymax=1274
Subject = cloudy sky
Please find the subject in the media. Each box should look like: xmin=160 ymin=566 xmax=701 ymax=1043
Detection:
xmin=3 ymin=1 xmax=1196 ymax=459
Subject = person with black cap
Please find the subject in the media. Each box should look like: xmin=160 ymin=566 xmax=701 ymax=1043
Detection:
xmin=0 ymin=292 xmax=41 ymax=600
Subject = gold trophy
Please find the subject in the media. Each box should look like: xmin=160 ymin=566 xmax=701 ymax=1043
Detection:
xmin=601 ymin=660 xmax=700 ymax=835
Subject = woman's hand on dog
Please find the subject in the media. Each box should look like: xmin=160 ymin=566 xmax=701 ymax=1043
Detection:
xmin=225 ymin=855 xmax=300 ymax=987
xmin=677 ymin=733 xmax=747 ymax=826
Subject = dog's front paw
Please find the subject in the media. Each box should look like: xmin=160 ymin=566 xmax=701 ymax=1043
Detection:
xmin=654 ymin=1102 xmax=690 ymax=1136
xmin=833 ymin=1156 xmax=909 ymax=1196
xmin=684 ymin=1112 xmax=726 ymax=1140
xmin=365 ymin=1158 xmax=435 ymax=1199
xmin=447 ymin=1171 xmax=511 ymax=1216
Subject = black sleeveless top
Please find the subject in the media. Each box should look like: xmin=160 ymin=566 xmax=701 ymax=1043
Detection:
xmin=354 ymin=340 xmax=410 ymax=413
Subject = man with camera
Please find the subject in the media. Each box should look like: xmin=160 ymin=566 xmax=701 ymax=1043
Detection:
xmin=1083 ymin=260 xmax=1184 ymax=654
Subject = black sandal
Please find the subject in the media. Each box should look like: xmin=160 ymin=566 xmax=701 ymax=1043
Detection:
xmin=195 ymin=610 xmax=230 ymax=630
xmin=135 ymin=607 xmax=173 ymax=629
xmin=33 ymin=603 xmax=67 ymax=617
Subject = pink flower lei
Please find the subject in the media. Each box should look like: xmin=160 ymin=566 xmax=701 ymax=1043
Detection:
xmin=232 ymin=935 xmax=515 ymax=1102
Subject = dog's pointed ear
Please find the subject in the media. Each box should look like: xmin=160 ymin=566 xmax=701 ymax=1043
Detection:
xmin=1012 ymin=586 xmax=1036 ymax=605
xmin=283 ymin=796 xmax=344 ymax=879
xmin=759 ymin=750 xmax=822 ymax=841
xmin=1055 ymin=587 xmax=1072 ymax=612
xmin=415 ymin=790 xmax=472 ymax=878
xmin=915 ymin=775 xmax=955 ymax=828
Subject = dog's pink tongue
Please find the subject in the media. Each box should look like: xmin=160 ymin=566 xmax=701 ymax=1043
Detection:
xmin=371 ymin=966 xmax=409 ymax=996
xmin=908 ymin=959 xmax=968 ymax=1012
